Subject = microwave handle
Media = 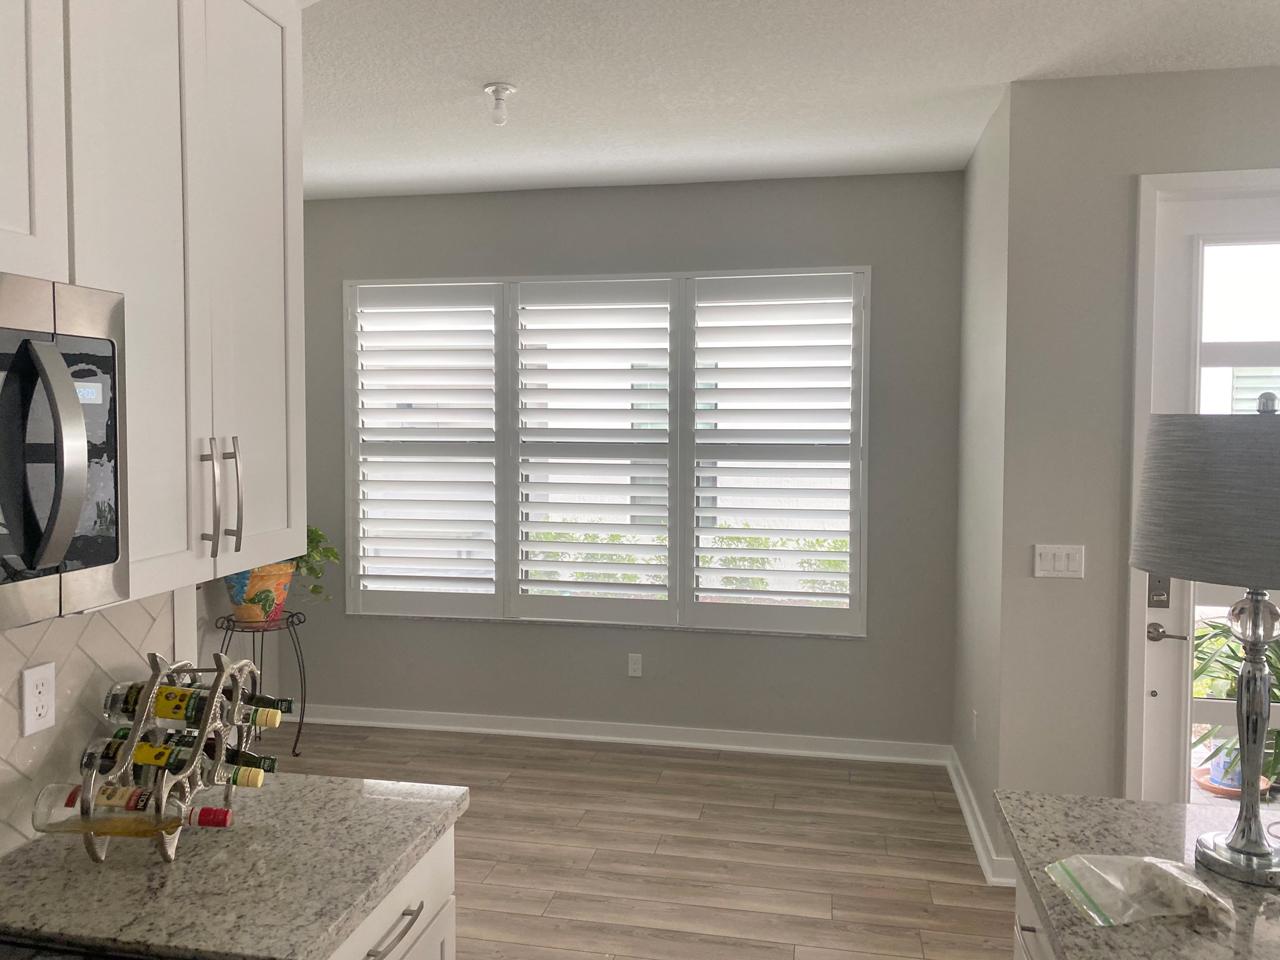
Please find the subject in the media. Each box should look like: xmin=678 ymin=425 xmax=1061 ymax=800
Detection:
xmin=27 ymin=341 xmax=89 ymax=570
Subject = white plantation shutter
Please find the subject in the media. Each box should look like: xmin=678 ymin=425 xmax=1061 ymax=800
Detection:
xmin=689 ymin=272 xmax=862 ymax=631
xmin=514 ymin=279 xmax=672 ymax=618
xmin=1232 ymin=368 xmax=1280 ymax=413
xmin=350 ymin=282 xmax=502 ymax=615
xmin=346 ymin=269 xmax=867 ymax=635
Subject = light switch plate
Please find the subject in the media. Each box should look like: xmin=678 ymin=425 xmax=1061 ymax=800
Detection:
xmin=1033 ymin=544 xmax=1085 ymax=579
xmin=21 ymin=662 xmax=56 ymax=736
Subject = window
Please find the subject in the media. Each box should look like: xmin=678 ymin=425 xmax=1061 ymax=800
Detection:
xmin=348 ymin=282 xmax=501 ymax=616
xmin=347 ymin=269 xmax=868 ymax=636
xmin=1198 ymin=242 xmax=1280 ymax=416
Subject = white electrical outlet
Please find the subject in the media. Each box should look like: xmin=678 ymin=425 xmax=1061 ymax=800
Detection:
xmin=21 ymin=662 xmax=56 ymax=736
xmin=628 ymin=653 xmax=642 ymax=678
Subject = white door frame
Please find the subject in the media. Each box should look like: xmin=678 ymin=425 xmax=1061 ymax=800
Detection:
xmin=1126 ymin=168 xmax=1280 ymax=801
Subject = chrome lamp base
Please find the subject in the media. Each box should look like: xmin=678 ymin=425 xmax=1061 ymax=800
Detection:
xmin=1196 ymin=832 xmax=1280 ymax=887
xmin=1193 ymin=588 xmax=1280 ymax=887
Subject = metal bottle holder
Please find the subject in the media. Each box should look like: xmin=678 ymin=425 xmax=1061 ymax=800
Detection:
xmin=79 ymin=650 xmax=259 ymax=863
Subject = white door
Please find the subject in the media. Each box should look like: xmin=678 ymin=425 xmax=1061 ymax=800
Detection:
xmin=1127 ymin=170 xmax=1280 ymax=802
xmin=186 ymin=0 xmax=306 ymax=576
xmin=0 ymin=0 xmax=68 ymax=282
xmin=67 ymin=0 xmax=217 ymax=598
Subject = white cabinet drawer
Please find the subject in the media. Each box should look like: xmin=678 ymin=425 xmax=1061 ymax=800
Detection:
xmin=400 ymin=897 xmax=455 ymax=960
xmin=1014 ymin=880 xmax=1055 ymax=960
xmin=328 ymin=828 xmax=455 ymax=960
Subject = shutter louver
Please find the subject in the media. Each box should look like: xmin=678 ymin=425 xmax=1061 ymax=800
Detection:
xmin=354 ymin=283 xmax=500 ymax=601
xmin=692 ymin=273 xmax=860 ymax=609
xmin=1232 ymin=368 xmax=1280 ymax=414
xmin=516 ymin=279 xmax=672 ymax=603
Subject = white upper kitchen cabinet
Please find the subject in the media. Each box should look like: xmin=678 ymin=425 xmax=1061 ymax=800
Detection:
xmin=63 ymin=0 xmax=305 ymax=599
xmin=0 ymin=0 xmax=69 ymax=282
xmin=67 ymin=0 xmax=216 ymax=597
xmin=193 ymin=0 xmax=307 ymax=577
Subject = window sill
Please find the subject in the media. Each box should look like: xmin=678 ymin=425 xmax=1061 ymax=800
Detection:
xmin=343 ymin=608 xmax=866 ymax=641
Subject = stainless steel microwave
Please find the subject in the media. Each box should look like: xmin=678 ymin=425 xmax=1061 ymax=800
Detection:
xmin=0 ymin=272 xmax=127 ymax=629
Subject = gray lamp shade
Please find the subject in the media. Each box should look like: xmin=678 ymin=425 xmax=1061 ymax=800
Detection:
xmin=1131 ymin=413 xmax=1280 ymax=589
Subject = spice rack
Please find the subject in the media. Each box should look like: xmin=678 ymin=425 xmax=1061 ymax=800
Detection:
xmin=79 ymin=650 xmax=259 ymax=863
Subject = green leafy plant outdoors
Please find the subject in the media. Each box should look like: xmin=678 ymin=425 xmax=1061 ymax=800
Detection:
xmin=293 ymin=525 xmax=341 ymax=599
xmin=1192 ymin=617 xmax=1280 ymax=785
xmin=523 ymin=521 xmax=847 ymax=607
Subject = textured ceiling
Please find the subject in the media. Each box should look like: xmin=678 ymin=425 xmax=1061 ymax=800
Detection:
xmin=302 ymin=0 xmax=1280 ymax=198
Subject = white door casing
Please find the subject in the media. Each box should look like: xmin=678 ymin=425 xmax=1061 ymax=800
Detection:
xmin=1127 ymin=169 xmax=1280 ymax=802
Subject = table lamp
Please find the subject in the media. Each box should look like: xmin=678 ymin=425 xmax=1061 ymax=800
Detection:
xmin=1132 ymin=392 xmax=1280 ymax=885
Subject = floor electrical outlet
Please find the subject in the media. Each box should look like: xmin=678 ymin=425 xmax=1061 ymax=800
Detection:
xmin=628 ymin=653 xmax=642 ymax=678
xmin=21 ymin=662 xmax=56 ymax=736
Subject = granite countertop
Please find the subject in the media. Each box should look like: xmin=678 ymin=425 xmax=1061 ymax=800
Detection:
xmin=998 ymin=790 xmax=1280 ymax=960
xmin=0 ymin=773 xmax=468 ymax=960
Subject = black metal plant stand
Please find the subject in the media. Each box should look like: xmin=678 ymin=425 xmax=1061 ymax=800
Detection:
xmin=215 ymin=610 xmax=308 ymax=757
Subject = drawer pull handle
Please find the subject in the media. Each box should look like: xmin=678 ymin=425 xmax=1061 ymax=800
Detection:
xmin=366 ymin=901 xmax=424 ymax=959
xmin=1014 ymin=919 xmax=1039 ymax=958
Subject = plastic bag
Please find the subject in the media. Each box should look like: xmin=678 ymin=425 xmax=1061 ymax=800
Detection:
xmin=1045 ymin=854 xmax=1232 ymax=928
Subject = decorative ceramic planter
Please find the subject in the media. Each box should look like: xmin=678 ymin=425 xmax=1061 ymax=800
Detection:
xmin=224 ymin=561 xmax=296 ymax=622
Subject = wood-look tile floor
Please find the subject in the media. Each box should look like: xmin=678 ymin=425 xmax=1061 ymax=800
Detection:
xmin=258 ymin=723 xmax=1015 ymax=960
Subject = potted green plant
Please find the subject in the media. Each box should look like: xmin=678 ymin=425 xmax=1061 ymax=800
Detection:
xmin=1192 ymin=617 xmax=1280 ymax=795
xmin=224 ymin=526 xmax=341 ymax=622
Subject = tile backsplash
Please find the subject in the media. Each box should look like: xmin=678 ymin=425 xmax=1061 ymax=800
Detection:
xmin=0 ymin=594 xmax=174 ymax=857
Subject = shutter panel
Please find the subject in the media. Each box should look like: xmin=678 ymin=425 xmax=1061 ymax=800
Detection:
xmin=516 ymin=279 xmax=671 ymax=605
xmin=692 ymin=273 xmax=860 ymax=610
xmin=353 ymin=283 xmax=500 ymax=602
xmin=1232 ymin=368 xmax=1280 ymax=413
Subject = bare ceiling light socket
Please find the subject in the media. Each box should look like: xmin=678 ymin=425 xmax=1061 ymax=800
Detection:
xmin=484 ymin=81 xmax=517 ymax=126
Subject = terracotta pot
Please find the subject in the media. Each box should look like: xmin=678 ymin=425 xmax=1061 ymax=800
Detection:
xmin=224 ymin=561 xmax=296 ymax=622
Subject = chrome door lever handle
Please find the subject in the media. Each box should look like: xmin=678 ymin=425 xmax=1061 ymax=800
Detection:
xmin=1147 ymin=622 xmax=1188 ymax=643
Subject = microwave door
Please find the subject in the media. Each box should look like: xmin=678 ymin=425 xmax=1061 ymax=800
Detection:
xmin=0 ymin=328 xmax=62 ymax=628
xmin=27 ymin=341 xmax=90 ymax=569
xmin=54 ymin=282 xmax=127 ymax=615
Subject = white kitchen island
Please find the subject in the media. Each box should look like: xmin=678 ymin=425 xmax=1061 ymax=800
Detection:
xmin=0 ymin=774 xmax=468 ymax=960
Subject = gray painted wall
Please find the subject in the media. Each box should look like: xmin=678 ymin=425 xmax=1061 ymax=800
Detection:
xmin=999 ymin=66 xmax=1280 ymax=803
xmin=301 ymin=174 xmax=963 ymax=744
xmin=953 ymin=94 xmax=1009 ymax=848
xmin=950 ymin=66 xmax=1280 ymax=850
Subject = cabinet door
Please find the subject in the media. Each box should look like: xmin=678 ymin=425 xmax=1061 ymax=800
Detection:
xmin=67 ymin=0 xmax=217 ymax=598
xmin=187 ymin=0 xmax=306 ymax=576
xmin=0 ymin=0 xmax=68 ymax=281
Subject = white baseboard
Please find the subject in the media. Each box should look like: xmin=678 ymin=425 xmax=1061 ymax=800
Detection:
xmin=299 ymin=702 xmax=955 ymax=764
xmin=945 ymin=747 xmax=1016 ymax=886
xmin=298 ymin=703 xmax=1015 ymax=885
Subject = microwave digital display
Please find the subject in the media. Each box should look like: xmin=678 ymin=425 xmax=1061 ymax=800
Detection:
xmin=76 ymin=382 xmax=104 ymax=405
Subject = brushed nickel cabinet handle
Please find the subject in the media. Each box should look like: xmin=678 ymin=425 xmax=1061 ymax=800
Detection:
xmin=366 ymin=901 xmax=425 ymax=959
xmin=223 ymin=435 xmax=243 ymax=552
xmin=200 ymin=437 xmax=222 ymax=559
xmin=27 ymin=341 xmax=89 ymax=570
